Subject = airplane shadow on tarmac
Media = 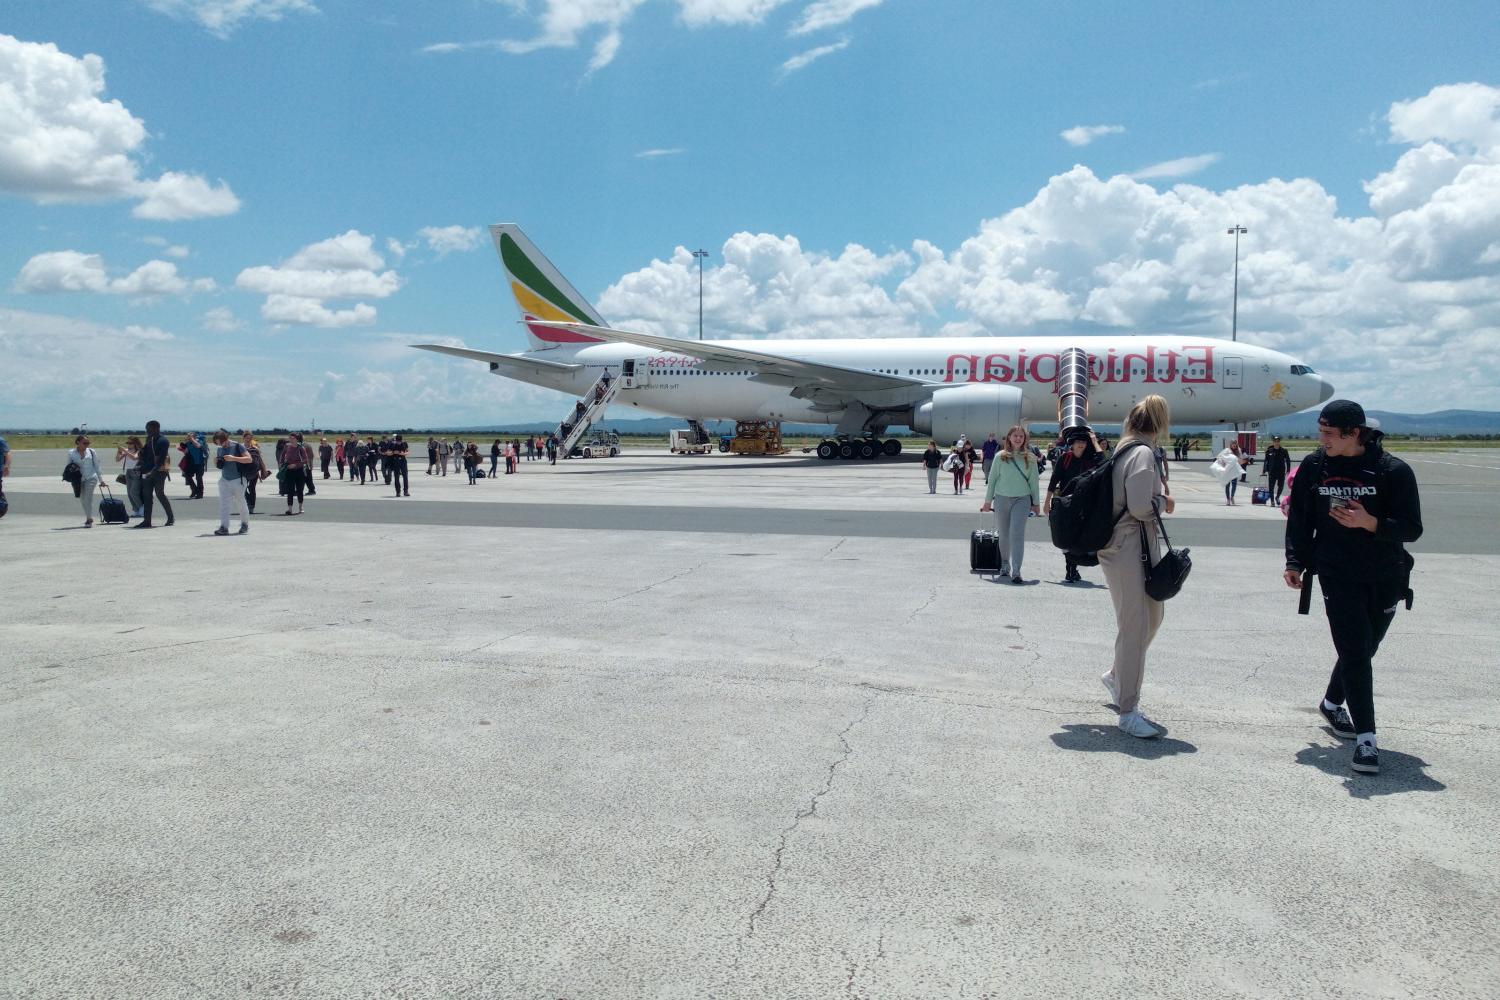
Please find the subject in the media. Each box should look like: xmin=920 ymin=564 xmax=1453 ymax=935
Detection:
xmin=1050 ymin=723 xmax=1199 ymax=760
xmin=1294 ymin=742 xmax=1447 ymax=799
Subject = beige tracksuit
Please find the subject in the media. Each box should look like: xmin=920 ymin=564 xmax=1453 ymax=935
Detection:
xmin=1097 ymin=437 xmax=1166 ymax=714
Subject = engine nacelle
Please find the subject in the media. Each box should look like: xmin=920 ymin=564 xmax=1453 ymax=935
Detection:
xmin=910 ymin=383 xmax=1025 ymax=444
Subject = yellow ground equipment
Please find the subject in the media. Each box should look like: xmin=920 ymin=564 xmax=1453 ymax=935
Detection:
xmin=726 ymin=421 xmax=788 ymax=456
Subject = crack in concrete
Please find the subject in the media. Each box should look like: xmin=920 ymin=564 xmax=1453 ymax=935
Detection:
xmin=902 ymin=587 xmax=937 ymax=625
xmin=605 ymin=560 xmax=707 ymax=604
xmin=821 ymin=537 xmax=847 ymax=559
xmin=746 ymin=696 xmax=877 ymax=938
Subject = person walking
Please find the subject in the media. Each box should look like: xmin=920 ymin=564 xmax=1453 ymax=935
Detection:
xmin=116 ymin=436 xmax=145 ymax=517
xmin=427 ymin=436 xmax=439 ymax=475
xmin=241 ymin=432 xmax=266 ymax=514
xmin=961 ymin=438 xmax=978 ymax=491
xmin=464 ymin=443 xmax=480 ymax=484
xmin=335 ymin=437 xmax=347 ymax=480
xmin=181 ymin=431 xmax=207 ymax=499
xmin=546 ymin=434 xmax=558 ymax=465
xmin=980 ymin=432 xmax=999 ymax=483
xmin=318 ymin=437 xmax=333 ymax=480
xmin=1215 ymin=442 xmax=1242 ymax=505
xmin=451 ymin=437 xmax=464 ymax=474
xmin=1283 ymin=400 xmax=1423 ymax=776
xmin=280 ymin=433 xmax=308 ymax=514
xmin=1263 ymin=435 xmax=1291 ymax=507
xmin=65 ymin=435 xmax=104 ymax=527
xmin=1044 ymin=427 xmax=1103 ymax=583
xmin=922 ymin=440 xmax=942 ymax=494
xmin=979 ymin=425 xmax=1041 ymax=584
xmin=1098 ymin=395 xmax=1176 ymax=739
xmin=491 ymin=439 xmax=502 ymax=478
xmin=390 ymin=434 xmax=410 ymax=497
xmin=133 ymin=420 xmax=175 ymax=528
xmin=211 ymin=429 xmax=252 ymax=535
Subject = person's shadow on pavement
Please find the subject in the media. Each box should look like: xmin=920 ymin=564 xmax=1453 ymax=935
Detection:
xmin=1294 ymin=742 xmax=1446 ymax=799
xmin=1050 ymin=723 xmax=1198 ymax=760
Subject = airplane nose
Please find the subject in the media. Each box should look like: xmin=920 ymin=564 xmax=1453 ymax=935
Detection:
xmin=1317 ymin=375 xmax=1335 ymax=403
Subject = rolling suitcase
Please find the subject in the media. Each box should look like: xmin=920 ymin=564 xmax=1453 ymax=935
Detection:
xmin=98 ymin=483 xmax=129 ymax=524
xmin=970 ymin=528 xmax=1001 ymax=574
xmin=1251 ymin=487 xmax=1270 ymax=505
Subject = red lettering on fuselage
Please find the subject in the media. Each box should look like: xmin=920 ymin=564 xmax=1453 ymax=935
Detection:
xmin=944 ymin=345 xmax=1217 ymax=387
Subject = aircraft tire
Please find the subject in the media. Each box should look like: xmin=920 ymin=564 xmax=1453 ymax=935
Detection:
xmin=883 ymin=438 xmax=902 ymax=457
xmin=858 ymin=440 xmax=879 ymax=460
xmin=816 ymin=441 xmax=838 ymax=460
xmin=837 ymin=441 xmax=857 ymax=460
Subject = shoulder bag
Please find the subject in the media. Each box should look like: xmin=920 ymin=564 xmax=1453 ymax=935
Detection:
xmin=1139 ymin=504 xmax=1191 ymax=601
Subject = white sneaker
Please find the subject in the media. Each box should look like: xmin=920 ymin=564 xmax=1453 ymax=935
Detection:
xmin=1100 ymin=672 xmax=1118 ymax=704
xmin=1117 ymin=711 xmax=1161 ymax=739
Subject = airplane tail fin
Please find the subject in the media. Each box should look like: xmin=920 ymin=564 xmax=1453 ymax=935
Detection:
xmin=491 ymin=224 xmax=608 ymax=350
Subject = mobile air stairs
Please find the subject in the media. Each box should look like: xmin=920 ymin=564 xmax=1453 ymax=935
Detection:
xmin=554 ymin=371 xmax=623 ymax=457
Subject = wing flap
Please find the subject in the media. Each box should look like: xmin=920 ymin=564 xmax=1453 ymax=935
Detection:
xmin=412 ymin=343 xmax=582 ymax=375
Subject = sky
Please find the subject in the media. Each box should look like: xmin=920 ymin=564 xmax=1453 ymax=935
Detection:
xmin=2 ymin=0 xmax=1499 ymax=429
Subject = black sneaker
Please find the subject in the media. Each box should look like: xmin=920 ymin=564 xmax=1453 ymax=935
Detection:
xmin=1352 ymin=742 xmax=1380 ymax=774
xmin=1319 ymin=703 xmax=1356 ymax=740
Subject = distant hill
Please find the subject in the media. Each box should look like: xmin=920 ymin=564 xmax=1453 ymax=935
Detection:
xmin=1255 ymin=409 xmax=1500 ymax=437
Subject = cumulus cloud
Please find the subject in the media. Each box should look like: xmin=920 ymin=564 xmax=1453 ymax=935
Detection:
xmin=1061 ymin=124 xmax=1126 ymax=147
xmin=139 ymin=0 xmax=318 ymax=38
xmin=0 ymin=34 xmax=241 ymax=218
xmin=418 ymin=225 xmax=484 ymax=256
xmin=202 ymin=306 xmax=242 ymax=332
xmin=16 ymin=251 xmax=215 ymax=297
xmin=779 ymin=39 xmax=849 ymax=77
xmin=236 ymin=230 xmax=399 ymax=328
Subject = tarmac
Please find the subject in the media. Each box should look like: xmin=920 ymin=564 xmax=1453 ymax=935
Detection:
xmin=2 ymin=447 xmax=1498 ymax=998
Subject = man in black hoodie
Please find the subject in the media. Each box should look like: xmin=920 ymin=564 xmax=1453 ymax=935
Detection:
xmin=1283 ymin=400 xmax=1422 ymax=776
xmin=1263 ymin=435 xmax=1291 ymax=506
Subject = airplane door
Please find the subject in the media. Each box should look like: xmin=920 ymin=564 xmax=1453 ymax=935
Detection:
xmin=1223 ymin=356 xmax=1243 ymax=389
xmin=622 ymin=358 xmax=639 ymax=389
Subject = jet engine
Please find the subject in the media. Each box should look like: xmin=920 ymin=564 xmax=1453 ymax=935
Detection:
xmin=909 ymin=383 xmax=1024 ymax=443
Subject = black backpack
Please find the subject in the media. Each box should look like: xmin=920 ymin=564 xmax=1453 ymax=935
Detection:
xmin=1048 ymin=441 xmax=1146 ymax=555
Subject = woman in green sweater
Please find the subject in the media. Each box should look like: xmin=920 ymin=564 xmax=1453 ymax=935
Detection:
xmin=980 ymin=425 xmax=1042 ymax=583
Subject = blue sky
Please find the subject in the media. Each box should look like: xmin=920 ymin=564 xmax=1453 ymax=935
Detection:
xmin=3 ymin=1 xmax=1498 ymax=428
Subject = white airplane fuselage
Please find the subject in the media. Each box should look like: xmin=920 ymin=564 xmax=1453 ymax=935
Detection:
xmin=500 ymin=334 xmax=1332 ymax=430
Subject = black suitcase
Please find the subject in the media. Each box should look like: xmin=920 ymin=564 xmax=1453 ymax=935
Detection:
xmin=970 ymin=529 xmax=1001 ymax=573
xmin=98 ymin=483 xmax=129 ymax=524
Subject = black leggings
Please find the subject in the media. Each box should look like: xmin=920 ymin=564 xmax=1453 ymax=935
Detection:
xmin=284 ymin=470 xmax=305 ymax=507
xmin=390 ymin=460 xmax=409 ymax=494
xmin=141 ymin=470 xmax=173 ymax=524
xmin=1319 ymin=575 xmax=1403 ymax=735
xmin=245 ymin=476 xmax=257 ymax=512
xmin=1267 ymin=474 xmax=1286 ymax=504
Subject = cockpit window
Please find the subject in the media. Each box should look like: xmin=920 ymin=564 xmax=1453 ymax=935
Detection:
xmin=1289 ymin=364 xmax=1316 ymax=375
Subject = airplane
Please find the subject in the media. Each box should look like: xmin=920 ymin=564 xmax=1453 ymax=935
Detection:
xmin=415 ymin=225 xmax=1335 ymax=457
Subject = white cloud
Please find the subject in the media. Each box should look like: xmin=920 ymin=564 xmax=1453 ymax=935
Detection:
xmin=418 ymin=225 xmax=484 ymax=256
xmin=139 ymin=0 xmax=318 ymax=39
xmin=236 ymin=230 xmax=400 ymax=327
xmin=132 ymin=170 xmax=240 ymax=220
xmin=1129 ymin=153 xmax=1221 ymax=180
xmin=1060 ymin=124 xmax=1126 ymax=147
xmin=260 ymin=295 xmax=377 ymax=328
xmin=779 ymin=38 xmax=849 ymax=77
xmin=202 ymin=306 xmax=242 ymax=332
xmin=0 ymin=34 xmax=240 ymax=218
xmin=16 ymin=251 xmax=215 ymax=297
xmin=587 ymin=29 xmax=623 ymax=73
xmin=386 ymin=237 xmax=409 ymax=260
xmin=790 ymin=0 xmax=884 ymax=35
xmin=122 ymin=324 xmax=175 ymax=342
xmin=636 ymin=147 xmax=685 ymax=158
xmin=677 ymin=0 xmax=794 ymax=27
xmin=1387 ymin=82 xmax=1500 ymax=152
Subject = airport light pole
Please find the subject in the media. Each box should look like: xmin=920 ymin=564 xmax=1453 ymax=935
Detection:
xmin=1227 ymin=224 xmax=1247 ymax=342
xmin=691 ymin=249 xmax=709 ymax=340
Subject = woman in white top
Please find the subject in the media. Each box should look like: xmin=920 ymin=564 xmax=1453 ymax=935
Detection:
xmin=116 ymin=435 xmax=144 ymax=516
xmin=66 ymin=434 xmax=104 ymax=527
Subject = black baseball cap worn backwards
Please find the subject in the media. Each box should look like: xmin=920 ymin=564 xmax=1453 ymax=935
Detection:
xmin=1318 ymin=399 xmax=1367 ymax=429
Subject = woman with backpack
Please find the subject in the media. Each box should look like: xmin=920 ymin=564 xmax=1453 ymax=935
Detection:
xmin=1044 ymin=428 xmax=1102 ymax=583
xmin=65 ymin=434 xmax=104 ymax=527
xmin=979 ymin=425 xmax=1041 ymax=584
xmin=1098 ymin=395 xmax=1176 ymax=739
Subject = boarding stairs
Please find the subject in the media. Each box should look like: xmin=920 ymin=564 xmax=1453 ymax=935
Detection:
xmin=554 ymin=372 xmax=623 ymax=457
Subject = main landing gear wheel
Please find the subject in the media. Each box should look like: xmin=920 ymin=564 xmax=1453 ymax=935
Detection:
xmin=882 ymin=438 xmax=902 ymax=457
xmin=858 ymin=439 xmax=879 ymax=460
xmin=837 ymin=440 xmax=857 ymax=460
xmin=816 ymin=440 xmax=838 ymax=460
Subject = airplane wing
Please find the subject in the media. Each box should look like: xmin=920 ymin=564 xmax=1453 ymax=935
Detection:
xmin=535 ymin=322 xmax=928 ymax=403
xmin=412 ymin=343 xmax=582 ymax=375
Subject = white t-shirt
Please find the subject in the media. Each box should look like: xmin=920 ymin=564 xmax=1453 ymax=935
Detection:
xmin=67 ymin=447 xmax=103 ymax=484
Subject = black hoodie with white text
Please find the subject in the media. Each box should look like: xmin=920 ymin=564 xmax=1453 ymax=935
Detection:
xmin=1284 ymin=439 xmax=1423 ymax=582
